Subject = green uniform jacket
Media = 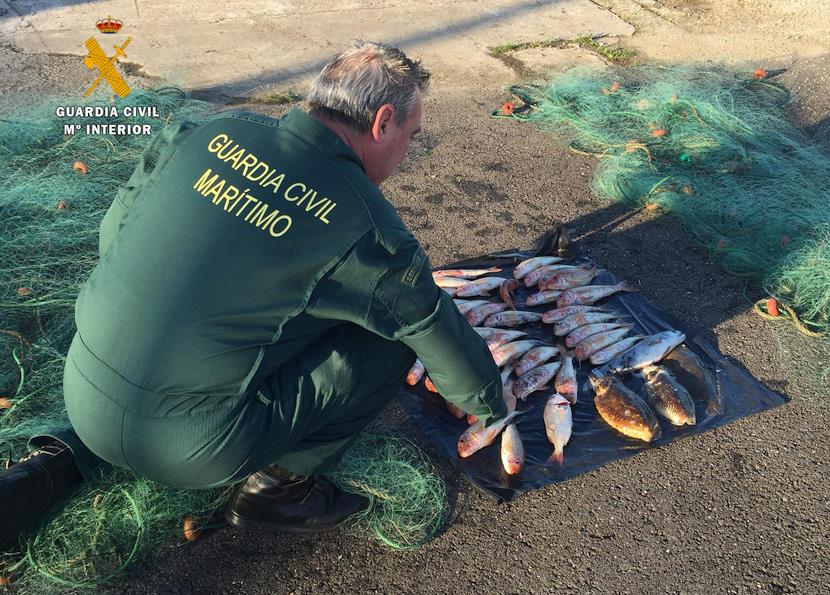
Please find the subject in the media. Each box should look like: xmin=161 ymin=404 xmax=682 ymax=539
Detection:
xmin=75 ymin=108 xmax=507 ymax=426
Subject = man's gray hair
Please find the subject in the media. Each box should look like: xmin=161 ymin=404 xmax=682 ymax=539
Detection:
xmin=307 ymin=40 xmax=431 ymax=132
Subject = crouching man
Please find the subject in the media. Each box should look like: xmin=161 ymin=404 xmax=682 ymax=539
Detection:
xmin=0 ymin=41 xmax=506 ymax=543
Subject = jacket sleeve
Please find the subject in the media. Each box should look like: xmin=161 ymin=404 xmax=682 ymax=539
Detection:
xmin=99 ymin=120 xmax=200 ymax=256
xmin=307 ymin=230 xmax=508 ymax=425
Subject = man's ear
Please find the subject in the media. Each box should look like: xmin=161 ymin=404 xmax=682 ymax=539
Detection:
xmin=371 ymin=104 xmax=395 ymax=142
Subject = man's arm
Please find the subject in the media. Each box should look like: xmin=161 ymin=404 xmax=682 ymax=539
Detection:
xmin=307 ymin=230 xmax=508 ymax=425
xmin=99 ymin=120 xmax=199 ymax=256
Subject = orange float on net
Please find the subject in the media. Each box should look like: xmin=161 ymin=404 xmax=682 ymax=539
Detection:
xmin=610 ymin=81 xmax=620 ymax=92
xmin=57 ymin=200 xmax=69 ymax=210
xmin=183 ymin=516 xmax=200 ymax=542
xmin=16 ymin=287 xmax=32 ymax=297
xmin=0 ymin=398 xmax=12 ymax=410
xmin=766 ymin=298 xmax=780 ymax=317
xmin=501 ymin=101 xmax=515 ymax=116
xmin=645 ymin=203 xmax=660 ymax=211
xmin=651 ymin=128 xmax=667 ymax=138
xmin=72 ymin=161 xmax=88 ymax=174
xmin=754 ymin=68 xmax=767 ymax=79
xmin=0 ymin=575 xmax=10 ymax=587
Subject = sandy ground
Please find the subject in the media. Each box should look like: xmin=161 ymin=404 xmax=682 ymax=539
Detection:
xmin=1 ymin=0 xmax=829 ymax=593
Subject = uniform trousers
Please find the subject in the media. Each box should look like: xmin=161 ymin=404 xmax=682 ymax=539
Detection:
xmin=58 ymin=324 xmax=415 ymax=488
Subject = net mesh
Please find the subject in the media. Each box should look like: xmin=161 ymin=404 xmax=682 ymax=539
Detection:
xmin=0 ymin=91 xmax=447 ymax=592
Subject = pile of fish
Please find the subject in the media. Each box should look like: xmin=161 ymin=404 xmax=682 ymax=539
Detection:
xmin=408 ymin=256 xmax=723 ymax=477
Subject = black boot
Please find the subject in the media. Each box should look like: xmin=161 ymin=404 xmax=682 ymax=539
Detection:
xmin=0 ymin=441 xmax=83 ymax=549
xmin=225 ymin=465 xmax=369 ymax=534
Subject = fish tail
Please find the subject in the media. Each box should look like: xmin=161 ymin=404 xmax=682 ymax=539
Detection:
xmin=616 ymin=281 xmax=638 ymax=293
xmin=547 ymin=447 xmax=565 ymax=465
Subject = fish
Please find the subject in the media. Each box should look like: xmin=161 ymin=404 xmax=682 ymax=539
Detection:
xmin=588 ymin=336 xmax=644 ymax=365
xmin=433 ymin=267 xmax=502 ymax=279
xmin=543 ymin=394 xmax=572 ymax=464
xmin=557 ymin=282 xmax=637 ymax=307
xmin=590 ymin=375 xmax=662 ymax=442
xmin=501 ymin=363 xmax=517 ymax=413
xmin=466 ymin=303 xmax=508 ymax=326
xmin=513 ymin=256 xmax=565 ymax=280
xmin=424 ymin=377 xmax=438 ymax=393
xmin=406 ymin=359 xmax=425 ymax=386
xmin=591 ymin=330 xmax=686 ymax=378
xmin=524 ymin=265 xmax=580 ymax=288
xmin=472 ymin=327 xmax=499 ymax=338
xmin=457 ymin=409 xmax=527 ymax=458
xmin=513 ymin=361 xmax=561 ymax=400
xmin=662 ymin=345 xmax=722 ymax=414
xmin=541 ymin=305 xmax=607 ymax=324
xmin=639 ymin=365 xmax=696 ymax=426
xmin=445 ymin=400 xmax=466 ymax=419
xmin=453 ymin=299 xmax=490 ymax=315
xmin=434 ymin=276 xmax=469 ymax=289
xmin=483 ymin=330 xmax=529 ymax=349
xmin=501 ymin=423 xmax=525 ymax=475
xmin=514 ymin=345 xmax=559 ymax=377
xmin=456 ymin=277 xmax=507 ymax=297
xmin=539 ymin=265 xmax=599 ymax=291
xmin=491 ymin=340 xmax=540 ymax=367
xmin=554 ymin=346 xmax=578 ymax=404
xmin=573 ymin=327 xmax=632 ymax=361
xmin=483 ymin=311 xmax=543 ymax=327
xmin=525 ymin=290 xmax=562 ymax=307
xmin=566 ymin=322 xmax=632 ymax=348
xmin=553 ymin=311 xmax=622 ymax=336
xmin=499 ymin=279 xmax=520 ymax=309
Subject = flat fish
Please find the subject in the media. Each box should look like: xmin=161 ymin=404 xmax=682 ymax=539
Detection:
xmin=557 ymin=282 xmax=636 ymax=307
xmin=554 ymin=346 xmax=578 ymax=404
xmin=590 ymin=375 xmax=662 ymax=442
xmin=543 ymin=394 xmax=572 ymax=464
xmin=456 ymin=277 xmax=506 ymax=297
xmin=513 ymin=256 xmax=565 ymax=280
xmin=491 ymin=340 xmax=540 ymax=367
xmin=553 ymin=311 xmax=621 ymax=336
xmin=483 ymin=311 xmax=543 ymax=328
xmin=406 ymin=359 xmax=425 ymax=386
xmin=541 ymin=305 xmax=607 ymax=324
xmin=566 ymin=322 xmax=631 ymax=348
xmin=513 ymin=361 xmax=561 ymax=400
xmin=639 ymin=365 xmax=696 ymax=426
xmin=573 ymin=327 xmax=632 ymax=361
xmin=433 ymin=267 xmax=502 ymax=279
xmin=466 ymin=302 xmax=508 ymax=326
xmin=501 ymin=423 xmax=525 ymax=475
xmin=514 ymin=345 xmax=559 ymax=377
xmin=588 ymin=336 xmax=644 ymax=365
xmin=662 ymin=344 xmax=722 ymax=414
xmin=457 ymin=409 xmax=526 ymax=458
xmin=592 ymin=330 xmax=686 ymax=378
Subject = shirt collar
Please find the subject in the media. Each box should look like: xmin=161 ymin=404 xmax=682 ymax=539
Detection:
xmin=279 ymin=108 xmax=365 ymax=172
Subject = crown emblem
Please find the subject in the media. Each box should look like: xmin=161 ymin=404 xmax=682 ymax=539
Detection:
xmin=96 ymin=16 xmax=122 ymax=34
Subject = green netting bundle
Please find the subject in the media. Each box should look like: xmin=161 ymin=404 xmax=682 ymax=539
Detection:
xmin=0 ymin=92 xmax=447 ymax=591
xmin=507 ymin=64 xmax=830 ymax=333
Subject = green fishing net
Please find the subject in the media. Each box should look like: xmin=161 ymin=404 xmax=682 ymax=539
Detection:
xmin=505 ymin=64 xmax=830 ymax=335
xmin=0 ymin=91 xmax=447 ymax=592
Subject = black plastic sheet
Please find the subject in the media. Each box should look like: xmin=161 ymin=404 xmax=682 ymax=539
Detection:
xmin=398 ymin=247 xmax=789 ymax=502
